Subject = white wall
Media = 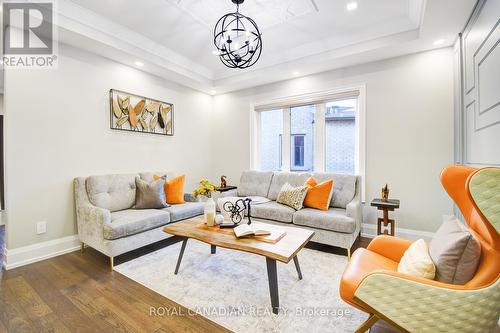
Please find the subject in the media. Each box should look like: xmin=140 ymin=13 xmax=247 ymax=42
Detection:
xmin=211 ymin=48 xmax=455 ymax=234
xmin=4 ymin=44 xmax=213 ymax=249
xmin=3 ymin=45 xmax=456 ymax=253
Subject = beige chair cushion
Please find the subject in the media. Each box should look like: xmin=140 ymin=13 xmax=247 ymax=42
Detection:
xmin=429 ymin=216 xmax=481 ymax=284
xmin=105 ymin=209 xmax=170 ymax=240
xmin=398 ymin=239 xmax=436 ymax=279
xmin=293 ymin=208 xmax=356 ymax=233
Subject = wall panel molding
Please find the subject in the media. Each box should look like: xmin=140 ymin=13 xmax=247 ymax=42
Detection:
xmin=456 ymin=0 xmax=500 ymax=166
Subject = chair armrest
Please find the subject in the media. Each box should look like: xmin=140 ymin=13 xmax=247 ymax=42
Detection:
xmin=184 ymin=193 xmax=199 ymax=202
xmin=219 ymin=189 xmax=238 ymax=198
xmin=354 ymin=272 xmax=500 ymax=333
xmin=366 ymin=235 xmax=413 ymax=262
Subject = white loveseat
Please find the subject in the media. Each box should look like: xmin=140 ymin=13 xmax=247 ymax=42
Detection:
xmin=222 ymin=171 xmax=362 ymax=257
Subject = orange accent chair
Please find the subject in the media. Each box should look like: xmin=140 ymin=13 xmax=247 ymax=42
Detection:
xmin=339 ymin=165 xmax=500 ymax=332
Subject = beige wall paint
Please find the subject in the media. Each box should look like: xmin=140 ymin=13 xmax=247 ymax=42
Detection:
xmin=211 ymin=48 xmax=455 ymax=233
xmin=4 ymin=44 xmax=213 ymax=249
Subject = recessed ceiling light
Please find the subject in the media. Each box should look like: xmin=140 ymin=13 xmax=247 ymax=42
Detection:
xmin=292 ymin=71 xmax=300 ymax=76
xmin=135 ymin=61 xmax=144 ymax=67
xmin=433 ymin=39 xmax=445 ymax=46
xmin=346 ymin=2 xmax=358 ymax=11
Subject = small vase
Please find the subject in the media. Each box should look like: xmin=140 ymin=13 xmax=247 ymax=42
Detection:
xmin=204 ymin=197 xmax=216 ymax=227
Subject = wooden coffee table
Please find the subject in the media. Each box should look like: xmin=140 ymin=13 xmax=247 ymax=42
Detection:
xmin=163 ymin=217 xmax=314 ymax=314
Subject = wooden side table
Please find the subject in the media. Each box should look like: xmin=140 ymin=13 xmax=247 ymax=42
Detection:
xmin=215 ymin=186 xmax=237 ymax=193
xmin=370 ymin=199 xmax=400 ymax=236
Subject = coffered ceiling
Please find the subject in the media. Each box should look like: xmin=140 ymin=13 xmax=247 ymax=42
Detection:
xmin=55 ymin=0 xmax=476 ymax=94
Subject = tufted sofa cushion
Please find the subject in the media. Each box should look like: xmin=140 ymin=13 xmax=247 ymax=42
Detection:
xmin=312 ymin=172 xmax=357 ymax=209
xmin=251 ymin=201 xmax=296 ymax=223
xmin=267 ymin=172 xmax=310 ymax=201
xmin=237 ymin=170 xmax=274 ymax=197
xmin=162 ymin=202 xmax=204 ymax=222
xmin=293 ymin=207 xmax=356 ymax=233
xmin=105 ymin=209 xmax=171 ymax=240
xmin=86 ymin=174 xmax=137 ymax=212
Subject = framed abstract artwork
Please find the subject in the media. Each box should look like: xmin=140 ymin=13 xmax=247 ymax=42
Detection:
xmin=109 ymin=89 xmax=174 ymax=136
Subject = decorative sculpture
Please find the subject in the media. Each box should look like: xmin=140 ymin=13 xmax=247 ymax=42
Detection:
xmin=381 ymin=184 xmax=390 ymax=202
xmin=220 ymin=175 xmax=227 ymax=188
xmin=221 ymin=198 xmax=252 ymax=227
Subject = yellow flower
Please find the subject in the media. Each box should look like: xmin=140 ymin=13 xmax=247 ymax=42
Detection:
xmin=193 ymin=178 xmax=216 ymax=198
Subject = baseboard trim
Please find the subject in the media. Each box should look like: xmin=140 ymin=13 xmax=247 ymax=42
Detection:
xmin=361 ymin=223 xmax=434 ymax=241
xmin=3 ymin=235 xmax=80 ymax=270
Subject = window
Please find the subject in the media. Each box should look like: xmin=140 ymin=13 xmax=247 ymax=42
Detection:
xmin=292 ymin=135 xmax=305 ymax=168
xmin=254 ymin=87 xmax=364 ymax=180
xmin=259 ymin=109 xmax=283 ymax=171
xmin=325 ymin=98 xmax=356 ymax=174
xmin=290 ymin=104 xmax=315 ymax=171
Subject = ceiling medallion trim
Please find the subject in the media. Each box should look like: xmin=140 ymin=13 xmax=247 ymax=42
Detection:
xmin=213 ymin=0 xmax=263 ymax=69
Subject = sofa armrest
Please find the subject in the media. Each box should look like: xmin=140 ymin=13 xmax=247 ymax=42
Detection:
xmin=184 ymin=193 xmax=200 ymax=202
xmin=75 ymin=203 xmax=111 ymax=242
xmin=74 ymin=177 xmax=111 ymax=240
xmin=77 ymin=204 xmax=111 ymax=226
xmin=346 ymin=178 xmax=362 ymax=227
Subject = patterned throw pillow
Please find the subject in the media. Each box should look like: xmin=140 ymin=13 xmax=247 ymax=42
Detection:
xmin=276 ymin=182 xmax=309 ymax=210
xmin=135 ymin=176 xmax=168 ymax=209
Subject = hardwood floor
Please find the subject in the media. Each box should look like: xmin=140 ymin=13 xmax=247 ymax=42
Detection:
xmin=0 ymin=233 xmax=396 ymax=333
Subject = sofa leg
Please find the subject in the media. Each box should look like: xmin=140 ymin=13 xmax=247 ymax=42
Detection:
xmin=347 ymin=247 xmax=351 ymax=260
xmin=80 ymin=242 xmax=84 ymax=253
xmin=355 ymin=314 xmax=379 ymax=333
xmin=110 ymin=257 xmax=114 ymax=271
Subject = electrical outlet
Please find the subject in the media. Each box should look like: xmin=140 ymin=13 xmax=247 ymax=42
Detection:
xmin=36 ymin=221 xmax=46 ymax=234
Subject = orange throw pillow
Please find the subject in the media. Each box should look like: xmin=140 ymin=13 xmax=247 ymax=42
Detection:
xmin=303 ymin=177 xmax=334 ymax=211
xmin=153 ymin=175 xmax=185 ymax=204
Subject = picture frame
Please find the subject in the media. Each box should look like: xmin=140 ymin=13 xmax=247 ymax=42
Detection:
xmin=109 ymin=89 xmax=174 ymax=136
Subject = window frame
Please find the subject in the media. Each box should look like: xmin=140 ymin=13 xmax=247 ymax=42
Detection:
xmin=250 ymin=85 xmax=366 ymax=201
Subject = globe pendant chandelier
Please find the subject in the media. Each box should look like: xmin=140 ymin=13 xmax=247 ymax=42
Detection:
xmin=213 ymin=0 xmax=262 ymax=69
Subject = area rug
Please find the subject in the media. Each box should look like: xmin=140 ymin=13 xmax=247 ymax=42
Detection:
xmin=114 ymin=239 xmax=367 ymax=332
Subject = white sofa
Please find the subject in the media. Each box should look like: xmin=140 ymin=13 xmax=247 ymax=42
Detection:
xmin=222 ymin=171 xmax=362 ymax=257
xmin=74 ymin=172 xmax=203 ymax=269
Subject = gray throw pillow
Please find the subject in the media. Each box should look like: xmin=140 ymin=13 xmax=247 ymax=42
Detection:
xmin=135 ymin=176 xmax=168 ymax=209
xmin=429 ymin=216 xmax=481 ymax=284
